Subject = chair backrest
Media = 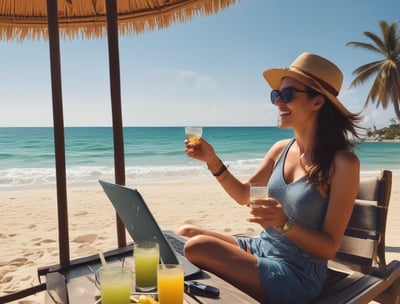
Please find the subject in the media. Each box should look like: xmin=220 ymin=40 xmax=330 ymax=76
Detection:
xmin=332 ymin=170 xmax=392 ymax=273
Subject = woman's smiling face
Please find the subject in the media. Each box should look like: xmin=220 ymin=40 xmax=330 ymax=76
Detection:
xmin=274 ymin=77 xmax=322 ymax=129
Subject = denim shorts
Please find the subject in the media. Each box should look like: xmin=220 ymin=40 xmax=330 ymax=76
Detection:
xmin=237 ymin=233 xmax=327 ymax=304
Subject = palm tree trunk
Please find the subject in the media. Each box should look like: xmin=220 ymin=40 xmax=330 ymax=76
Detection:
xmin=394 ymin=100 xmax=400 ymax=120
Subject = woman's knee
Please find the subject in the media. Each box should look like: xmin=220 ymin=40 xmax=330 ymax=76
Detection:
xmin=184 ymin=235 xmax=216 ymax=261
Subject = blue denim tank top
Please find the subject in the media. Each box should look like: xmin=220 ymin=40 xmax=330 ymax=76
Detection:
xmin=268 ymin=138 xmax=329 ymax=231
xmin=257 ymin=138 xmax=328 ymax=264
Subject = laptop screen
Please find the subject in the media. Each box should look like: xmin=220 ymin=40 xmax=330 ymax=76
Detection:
xmin=99 ymin=180 xmax=179 ymax=265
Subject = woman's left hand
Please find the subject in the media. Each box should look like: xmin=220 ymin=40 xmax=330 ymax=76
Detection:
xmin=247 ymin=198 xmax=287 ymax=229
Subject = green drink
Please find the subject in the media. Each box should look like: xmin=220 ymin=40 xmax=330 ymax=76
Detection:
xmin=97 ymin=266 xmax=131 ymax=304
xmin=134 ymin=241 xmax=159 ymax=291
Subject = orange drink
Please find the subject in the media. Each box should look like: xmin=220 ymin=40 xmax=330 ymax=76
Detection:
xmin=157 ymin=264 xmax=184 ymax=304
xmin=185 ymin=127 xmax=202 ymax=143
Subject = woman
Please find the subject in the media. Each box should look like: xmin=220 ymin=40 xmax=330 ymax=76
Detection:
xmin=177 ymin=53 xmax=362 ymax=303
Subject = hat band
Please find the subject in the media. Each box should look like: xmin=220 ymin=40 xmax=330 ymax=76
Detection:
xmin=298 ymin=69 xmax=339 ymax=97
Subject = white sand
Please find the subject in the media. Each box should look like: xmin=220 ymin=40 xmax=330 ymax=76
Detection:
xmin=1 ymin=175 xmax=399 ymax=304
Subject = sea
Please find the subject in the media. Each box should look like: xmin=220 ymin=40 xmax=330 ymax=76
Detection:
xmin=0 ymin=127 xmax=399 ymax=188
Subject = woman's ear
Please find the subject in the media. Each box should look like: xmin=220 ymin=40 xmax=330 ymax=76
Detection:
xmin=311 ymin=95 xmax=325 ymax=111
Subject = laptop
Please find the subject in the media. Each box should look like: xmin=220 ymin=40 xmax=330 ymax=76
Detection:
xmin=99 ymin=179 xmax=202 ymax=279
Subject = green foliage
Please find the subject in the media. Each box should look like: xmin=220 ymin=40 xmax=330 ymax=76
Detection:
xmin=347 ymin=20 xmax=400 ymax=120
xmin=366 ymin=120 xmax=400 ymax=140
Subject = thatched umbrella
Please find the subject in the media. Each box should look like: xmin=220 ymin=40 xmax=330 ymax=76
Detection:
xmin=0 ymin=0 xmax=239 ymax=270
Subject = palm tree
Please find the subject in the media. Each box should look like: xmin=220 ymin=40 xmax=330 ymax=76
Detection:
xmin=347 ymin=20 xmax=400 ymax=120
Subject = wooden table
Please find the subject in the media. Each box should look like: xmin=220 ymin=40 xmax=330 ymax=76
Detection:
xmin=43 ymin=245 xmax=258 ymax=304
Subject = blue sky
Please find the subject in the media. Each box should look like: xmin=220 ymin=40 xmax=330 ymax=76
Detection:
xmin=0 ymin=0 xmax=399 ymax=128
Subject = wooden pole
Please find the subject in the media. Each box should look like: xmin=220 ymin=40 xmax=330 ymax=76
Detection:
xmin=105 ymin=0 xmax=127 ymax=248
xmin=46 ymin=0 xmax=70 ymax=268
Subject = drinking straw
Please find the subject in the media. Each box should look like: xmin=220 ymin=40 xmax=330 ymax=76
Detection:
xmin=98 ymin=251 xmax=109 ymax=272
xmin=160 ymin=256 xmax=166 ymax=269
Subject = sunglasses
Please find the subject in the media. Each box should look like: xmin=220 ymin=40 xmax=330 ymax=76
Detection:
xmin=270 ymin=87 xmax=309 ymax=104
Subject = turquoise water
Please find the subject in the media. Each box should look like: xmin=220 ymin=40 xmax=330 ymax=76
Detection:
xmin=0 ymin=127 xmax=399 ymax=187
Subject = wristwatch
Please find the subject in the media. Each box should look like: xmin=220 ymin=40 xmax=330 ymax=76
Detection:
xmin=277 ymin=218 xmax=295 ymax=233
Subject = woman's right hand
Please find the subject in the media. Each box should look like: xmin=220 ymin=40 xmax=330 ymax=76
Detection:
xmin=184 ymin=137 xmax=217 ymax=164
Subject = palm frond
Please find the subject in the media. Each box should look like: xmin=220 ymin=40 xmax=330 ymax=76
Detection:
xmin=384 ymin=61 xmax=400 ymax=104
xmin=386 ymin=21 xmax=400 ymax=58
xmin=383 ymin=21 xmax=400 ymax=56
xmin=364 ymin=74 xmax=387 ymax=108
xmin=346 ymin=41 xmax=385 ymax=56
xmin=364 ymin=31 xmax=385 ymax=51
xmin=349 ymin=60 xmax=384 ymax=87
xmin=348 ymin=20 xmax=400 ymax=120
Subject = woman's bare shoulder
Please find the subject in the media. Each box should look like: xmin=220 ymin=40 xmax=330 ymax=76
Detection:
xmin=334 ymin=150 xmax=360 ymax=170
xmin=265 ymin=138 xmax=292 ymax=161
xmin=270 ymin=138 xmax=291 ymax=151
xmin=331 ymin=150 xmax=360 ymax=185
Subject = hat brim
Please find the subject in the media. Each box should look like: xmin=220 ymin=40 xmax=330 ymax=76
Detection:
xmin=263 ymin=67 xmax=351 ymax=116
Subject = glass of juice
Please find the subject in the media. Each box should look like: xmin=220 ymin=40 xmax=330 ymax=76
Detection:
xmin=95 ymin=265 xmax=131 ymax=304
xmin=134 ymin=241 xmax=159 ymax=292
xmin=185 ymin=126 xmax=202 ymax=144
xmin=157 ymin=263 xmax=184 ymax=304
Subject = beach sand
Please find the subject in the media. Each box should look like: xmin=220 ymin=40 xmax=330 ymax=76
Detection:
xmin=1 ymin=175 xmax=399 ymax=304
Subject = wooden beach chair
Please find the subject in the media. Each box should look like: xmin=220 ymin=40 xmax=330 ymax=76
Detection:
xmin=316 ymin=169 xmax=400 ymax=303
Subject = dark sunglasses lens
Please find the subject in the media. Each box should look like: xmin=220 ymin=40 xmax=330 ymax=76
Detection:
xmin=280 ymin=88 xmax=294 ymax=103
xmin=271 ymin=88 xmax=294 ymax=104
xmin=271 ymin=90 xmax=280 ymax=104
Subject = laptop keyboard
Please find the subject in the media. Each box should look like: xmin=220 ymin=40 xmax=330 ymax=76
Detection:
xmin=164 ymin=232 xmax=186 ymax=256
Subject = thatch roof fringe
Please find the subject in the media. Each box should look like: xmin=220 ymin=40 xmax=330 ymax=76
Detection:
xmin=0 ymin=0 xmax=240 ymax=42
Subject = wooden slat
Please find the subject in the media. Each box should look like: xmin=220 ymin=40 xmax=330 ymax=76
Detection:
xmin=347 ymin=199 xmax=379 ymax=232
xmin=333 ymin=199 xmax=380 ymax=271
xmin=339 ymin=236 xmax=377 ymax=258
xmin=0 ymin=283 xmax=46 ymax=304
xmin=316 ymin=273 xmax=382 ymax=304
xmin=334 ymin=253 xmax=374 ymax=273
xmin=357 ymin=177 xmax=379 ymax=201
xmin=317 ymin=260 xmax=400 ymax=304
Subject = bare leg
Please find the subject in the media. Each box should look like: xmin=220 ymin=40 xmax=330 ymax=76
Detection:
xmin=177 ymin=225 xmax=269 ymax=303
xmin=177 ymin=224 xmax=239 ymax=245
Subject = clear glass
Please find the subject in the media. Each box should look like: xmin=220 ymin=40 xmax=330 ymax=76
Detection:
xmin=95 ymin=266 xmax=131 ymax=304
xmin=134 ymin=241 xmax=160 ymax=292
xmin=249 ymin=185 xmax=268 ymax=208
xmin=185 ymin=126 xmax=202 ymax=143
xmin=157 ymin=264 xmax=184 ymax=304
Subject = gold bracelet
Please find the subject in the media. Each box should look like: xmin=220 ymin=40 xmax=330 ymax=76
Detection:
xmin=277 ymin=218 xmax=295 ymax=233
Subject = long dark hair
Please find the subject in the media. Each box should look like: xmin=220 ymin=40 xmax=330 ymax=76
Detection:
xmin=307 ymin=90 xmax=363 ymax=194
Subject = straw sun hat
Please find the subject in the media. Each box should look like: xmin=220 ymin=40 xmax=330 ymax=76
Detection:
xmin=263 ymin=52 xmax=351 ymax=116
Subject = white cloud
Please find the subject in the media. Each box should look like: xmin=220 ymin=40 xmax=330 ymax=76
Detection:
xmin=149 ymin=69 xmax=218 ymax=90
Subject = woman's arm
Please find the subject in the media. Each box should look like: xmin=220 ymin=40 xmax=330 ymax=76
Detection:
xmin=186 ymin=138 xmax=288 ymax=206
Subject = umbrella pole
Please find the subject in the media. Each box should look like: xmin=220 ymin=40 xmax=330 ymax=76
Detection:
xmin=106 ymin=0 xmax=127 ymax=248
xmin=47 ymin=0 xmax=70 ymax=268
